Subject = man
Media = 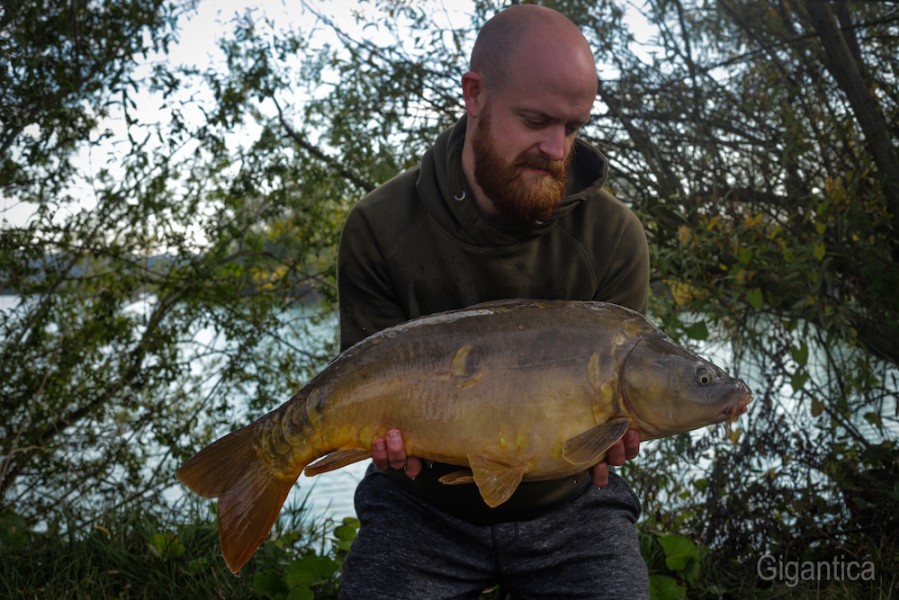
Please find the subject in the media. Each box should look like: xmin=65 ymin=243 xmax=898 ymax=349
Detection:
xmin=336 ymin=5 xmax=650 ymax=598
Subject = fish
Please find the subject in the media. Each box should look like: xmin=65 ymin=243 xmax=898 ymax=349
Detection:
xmin=176 ymin=299 xmax=752 ymax=572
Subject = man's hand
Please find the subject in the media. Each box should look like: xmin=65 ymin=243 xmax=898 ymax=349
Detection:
xmin=590 ymin=429 xmax=640 ymax=488
xmin=371 ymin=428 xmax=423 ymax=478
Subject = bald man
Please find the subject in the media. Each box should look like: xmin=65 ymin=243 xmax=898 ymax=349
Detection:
xmin=337 ymin=5 xmax=651 ymax=598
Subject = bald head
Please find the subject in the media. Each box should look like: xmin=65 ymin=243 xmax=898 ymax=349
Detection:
xmin=469 ymin=5 xmax=597 ymax=93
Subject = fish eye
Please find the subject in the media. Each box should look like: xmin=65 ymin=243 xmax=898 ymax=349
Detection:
xmin=695 ymin=366 xmax=714 ymax=385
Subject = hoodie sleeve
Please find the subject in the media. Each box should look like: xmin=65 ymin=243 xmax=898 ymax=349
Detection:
xmin=337 ymin=200 xmax=408 ymax=351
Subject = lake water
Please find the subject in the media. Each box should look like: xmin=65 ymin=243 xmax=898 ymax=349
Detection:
xmin=169 ymin=463 xmax=365 ymax=528
xmin=292 ymin=461 xmax=369 ymax=522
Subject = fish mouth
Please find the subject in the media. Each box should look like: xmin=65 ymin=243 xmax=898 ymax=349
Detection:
xmin=721 ymin=383 xmax=753 ymax=431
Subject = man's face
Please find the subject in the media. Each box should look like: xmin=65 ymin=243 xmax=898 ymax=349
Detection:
xmin=472 ymin=103 xmax=571 ymax=223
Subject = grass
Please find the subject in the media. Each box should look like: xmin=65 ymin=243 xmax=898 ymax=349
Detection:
xmin=0 ymin=499 xmax=350 ymax=600
xmin=2 ymin=503 xmax=894 ymax=599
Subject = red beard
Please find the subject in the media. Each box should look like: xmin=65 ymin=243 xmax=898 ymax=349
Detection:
xmin=472 ymin=109 xmax=571 ymax=223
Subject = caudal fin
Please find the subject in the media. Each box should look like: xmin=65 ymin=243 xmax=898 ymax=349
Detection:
xmin=177 ymin=424 xmax=299 ymax=573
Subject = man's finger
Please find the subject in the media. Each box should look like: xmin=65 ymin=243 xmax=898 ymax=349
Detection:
xmin=371 ymin=437 xmax=389 ymax=471
xmin=605 ymin=439 xmax=626 ymax=466
xmin=591 ymin=462 xmax=609 ymax=488
xmin=386 ymin=429 xmax=407 ymax=470
xmin=404 ymin=456 xmax=424 ymax=478
xmin=623 ymin=429 xmax=640 ymax=460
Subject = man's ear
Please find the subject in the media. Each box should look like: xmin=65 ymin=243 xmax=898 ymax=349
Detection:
xmin=461 ymin=71 xmax=485 ymax=118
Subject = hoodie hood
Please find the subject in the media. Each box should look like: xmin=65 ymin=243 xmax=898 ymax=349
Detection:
xmin=416 ymin=116 xmax=610 ymax=247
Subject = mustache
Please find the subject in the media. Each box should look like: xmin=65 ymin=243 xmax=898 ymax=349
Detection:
xmin=513 ymin=155 xmax=568 ymax=179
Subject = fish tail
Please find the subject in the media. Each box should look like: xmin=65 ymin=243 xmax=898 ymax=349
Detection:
xmin=176 ymin=422 xmax=302 ymax=573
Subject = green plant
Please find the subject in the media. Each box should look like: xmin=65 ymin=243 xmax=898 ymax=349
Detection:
xmin=253 ymin=517 xmax=360 ymax=600
xmin=0 ymin=499 xmax=356 ymax=599
xmin=642 ymin=530 xmax=708 ymax=600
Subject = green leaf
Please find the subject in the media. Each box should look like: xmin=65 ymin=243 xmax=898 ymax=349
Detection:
xmin=790 ymin=341 xmax=809 ymax=367
xmin=254 ymin=570 xmax=288 ymax=599
xmin=334 ymin=517 xmax=360 ymax=542
xmin=283 ymin=564 xmax=314 ymax=590
xmin=864 ymin=412 xmax=883 ymax=429
xmin=0 ymin=511 xmax=30 ymax=549
xmin=791 ymin=370 xmax=809 ymax=392
xmin=334 ymin=517 xmax=361 ymax=555
xmin=187 ymin=558 xmax=209 ymax=576
xmin=658 ymin=534 xmax=700 ymax=572
xmin=682 ymin=555 xmax=701 ymax=583
xmin=649 ymin=574 xmax=686 ymax=600
xmin=284 ymin=555 xmax=337 ymax=588
xmin=287 ymin=587 xmax=315 ymax=600
xmin=148 ymin=532 xmax=185 ymax=560
xmin=813 ymin=242 xmax=826 ymax=261
xmin=747 ymin=287 xmax=764 ymax=309
xmin=683 ymin=320 xmax=709 ymax=340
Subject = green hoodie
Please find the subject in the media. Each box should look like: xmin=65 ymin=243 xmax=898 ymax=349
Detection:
xmin=336 ymin=116 xmax=650 ymax=522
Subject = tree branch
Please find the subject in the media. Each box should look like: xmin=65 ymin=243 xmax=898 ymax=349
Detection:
xmin=802 ymin=0 xmax=899 ymax=241
xmin=274 ymin=101 xmax=376 ymax=194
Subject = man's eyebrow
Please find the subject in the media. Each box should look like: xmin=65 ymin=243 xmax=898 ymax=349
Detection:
xmin=518 ymin=109 xmax=589 ymax=127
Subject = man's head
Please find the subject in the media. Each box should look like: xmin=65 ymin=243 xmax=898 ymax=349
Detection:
xmin=461 ymin=5 xmax=598 ymax=223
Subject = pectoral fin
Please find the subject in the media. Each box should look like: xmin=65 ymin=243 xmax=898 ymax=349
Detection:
xmin=439 ymin=470 xmax=475 ymax=485
xmin=468 ymin=454 xmax=526 ymax=508
xmin=304 ymin=449 xmax=371 ymax=476
xmin=561 ymin=418 xmax=630 ymax=466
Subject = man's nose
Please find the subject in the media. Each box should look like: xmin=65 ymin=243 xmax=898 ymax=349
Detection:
xmin=537 ymin=125 xmax=568 ymax=161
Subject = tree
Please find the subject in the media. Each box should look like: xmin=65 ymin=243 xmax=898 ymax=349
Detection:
xmin=0 ymin=0 xmax=346 ymax=524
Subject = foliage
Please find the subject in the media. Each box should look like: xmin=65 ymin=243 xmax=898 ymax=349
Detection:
xmin=1 ymin=0 xmax=898 ymax=596
xmin=0 ymin=0 xmax=193 ymax=200
xmin=1 ymin=0 xmax=345 ymax=527
xmin=641 ymin=530 xmax=705 ymax=600
xmin=252 ymin=517 xmax=359 ymax=600
xmin=0 ymin=500 xmax=354 ymax=599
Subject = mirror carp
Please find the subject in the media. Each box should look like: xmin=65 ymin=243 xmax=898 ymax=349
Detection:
xmin=177 ymin=299 xmax=752 ymax=572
